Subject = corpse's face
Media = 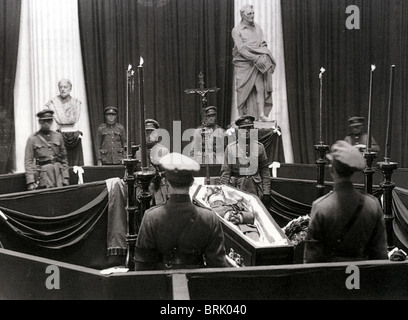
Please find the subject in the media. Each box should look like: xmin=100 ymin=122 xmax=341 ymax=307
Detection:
xmin=59 ymin=81 xmax=72 ymax=98
xmin=242 ymin=7 xmax=255 ymax=25
xmin=351 ymin=125 xmax=363 ymax=135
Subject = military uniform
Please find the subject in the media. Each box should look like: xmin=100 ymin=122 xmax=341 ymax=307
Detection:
xmin=96 ymin=107 xmax=126 ymax=165
xmin=344 ymin=116 xmax=380 ymax=153
xmin=24 ymin=109 xmax=69 ymax=189
xmin=135 ymin=119 xmax=170 ymax=205
xmin=191 ymin=106 xmax=226 ymax=164
xmin=304 ymin=140 xmax=388 ymax=263
xmin=219 ymin=115 xmax=271 ymax=198
xmin=134 ymin=153 xmax=228 ymax=270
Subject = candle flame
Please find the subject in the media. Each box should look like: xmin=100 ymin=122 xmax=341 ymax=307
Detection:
xmin=139 ymin=57 xmax=144 ymax=67
xmin=128 ymin=64 xmax=132 ymax=70
xmin=371 ymin=64 xmax=376 ymax=71
xmin=320 ymin=67 xmax=326 ymax=73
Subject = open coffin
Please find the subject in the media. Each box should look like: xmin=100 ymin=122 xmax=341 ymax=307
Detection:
xmin=191 ymin=182 xmax=294 ymax=266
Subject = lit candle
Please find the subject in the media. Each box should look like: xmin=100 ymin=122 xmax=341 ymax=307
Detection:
xmin=366 ymin=64 xmax=376 ymax=151
xmin=385 ymin=65 xmax=396 ymax=161
xmin=138 ymin=57 xmax=148 ymax=168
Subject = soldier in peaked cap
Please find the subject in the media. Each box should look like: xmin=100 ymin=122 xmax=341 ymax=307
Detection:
xmin=134 ymin=152 xmax=228 ymax=270
xmin=96 ymin=106 xmax=126 ymax=165
xmin=135 ymin=118 xmax=170 ymax=205
xmin=219 ymin=114 xmax=271 ymax=202
xmin=344 ymin=116 xmax=380 ymax=153
xmin=24 ymin=109 xmax=69 ymax=190
xmin=304 ymin=140 xmax=388 ymax=263
xmin=191 ymin=106 xmax=226 ymax=164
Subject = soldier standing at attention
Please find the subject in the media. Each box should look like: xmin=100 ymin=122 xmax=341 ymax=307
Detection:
xmin=304 ymin=140 xmax=388 ymax=263
xmin=96 ymin=106 xmax=126 ymax=165
xmin=134 ymin=152 xmax=228 ymax=270
xmin=219 ymin=115 xmax=271 ymax=202
xmin=24 ymin=109 xmax=69 ymax=190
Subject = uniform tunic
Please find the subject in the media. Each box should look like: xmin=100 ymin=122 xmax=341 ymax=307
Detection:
xmin=191 ymin=125 xmax=226 ymax=164
xmin=134 ymin=194 xmax=228 ymax=270
xmin=96 ymin=123 xmax=126 ymax=165
xmin=304 ymin=181 xmax=388 ymax=263
xmin=219 ymin=140 xmax=271 ymax=198
xmin=135 ymin=142 xmax=170 ymax=205
xmin=24 ymin=130 xmax=69 ymax=188
xmin=344 ymin=133 xmax=380 ymax=153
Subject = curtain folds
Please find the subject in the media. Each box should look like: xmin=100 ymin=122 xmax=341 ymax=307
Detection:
xmin=13 ymin=0 xmax=93 ymax=172
xmin=0 ymin=186 xmax=108 ymax=249
xmin=78 ymin=0 xmax=234 ymax=157
xmin=281 ymin=0 xmax=408 ymax=165
xmin=0 ymin=0 xmax=21 ymax=174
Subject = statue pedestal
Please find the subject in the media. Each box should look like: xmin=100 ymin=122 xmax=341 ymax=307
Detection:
xmin=254 ymin=120 xmax=277 ymax=129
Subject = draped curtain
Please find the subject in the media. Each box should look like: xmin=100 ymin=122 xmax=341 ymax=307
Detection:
xmin=13 ymin=0 xmax=93 ymax=172
xmin=281 ymin=0 xmax=408 ymax=165
xmin=78 ymin=0 xmax=234 ymax=156
xmin=232 ymin=0 xmax=294 ymax=163
xmin=0 ymin=0 xmax=21 ymax=174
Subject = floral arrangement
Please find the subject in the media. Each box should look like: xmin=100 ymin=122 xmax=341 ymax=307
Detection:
xmin=282 ymin=215 xmax=310 ymax=247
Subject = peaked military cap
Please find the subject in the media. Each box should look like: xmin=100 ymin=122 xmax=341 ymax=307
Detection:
xmin=235 ymin=115 xmax=255 ymax=128
xmin=37 ymin=109 xmax=54 ymax=120
xmin=104 ymin=106 xmax=118 ymax=114
xmin=326 ymin=140 xmax=365 ymax=171
xmin=348 ymin=116 xmax=365 ymax=127
xmin=204 ymin=106 xmax=217 ymax=116
xmin=159 ymin=152 xmax=200 ymax=186
xmin=145 ymin=119 xmax=160 ymax=131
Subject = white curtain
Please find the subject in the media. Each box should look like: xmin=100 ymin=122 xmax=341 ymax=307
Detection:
xmin=232 ymin=0 xmax=294 ymax=163
xmin=14 ymin=0 xmax=93 ymax=173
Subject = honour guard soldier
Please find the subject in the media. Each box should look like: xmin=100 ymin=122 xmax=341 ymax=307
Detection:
xmin=219 ymin=115 xmax=271 ymax=201
xmin=191 ymin=106 xmax=226 ymax=164
xmin=96 ymin=106 xmax=126 ymax=165
xmin=134 ymin=152 xmax=228 ymax=270
xmin=304 ymin=140 xmax=388 ymax=263
xmin=24 ymin=109 xmax=69 ymax=190
xmin=344 ymin=116 xmax=380 ymax=153
xmin=136 ymin=119 xmax=170 ymax=205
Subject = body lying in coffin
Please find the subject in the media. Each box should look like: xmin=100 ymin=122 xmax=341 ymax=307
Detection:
xmin=190 ymin=181 xmax=294 ymax=266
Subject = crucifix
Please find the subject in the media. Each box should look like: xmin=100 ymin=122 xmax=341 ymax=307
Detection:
xmin=184 ymin=72 xmax=220 ymax=185
xmin=184 ymin=72 xmax=220 ymax=125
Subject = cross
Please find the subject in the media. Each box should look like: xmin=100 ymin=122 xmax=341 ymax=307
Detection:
xmin=184 ymin=72 xmax=220 ymax=110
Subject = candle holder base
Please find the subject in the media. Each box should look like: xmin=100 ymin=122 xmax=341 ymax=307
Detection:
xmin=363 ymin=151 xmax=378 ymax=194
xmin=314 ymin=143 xmax=330 ymax=199
xmin=377 ymin=161 xmax=398 ymax=249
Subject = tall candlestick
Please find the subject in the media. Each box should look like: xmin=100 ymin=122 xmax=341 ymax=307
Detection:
xmin=318 ymin=67 xmax=326 ymax=144
xmin=366 ymin=64 xmax=376 ymax=151
xmin=385 ymin=65 xmax=396 ymax=161
xmin=126 ymin=64 xmax=134 ymax=158
xmin=138 ymin=57 xmax=148 ymax=168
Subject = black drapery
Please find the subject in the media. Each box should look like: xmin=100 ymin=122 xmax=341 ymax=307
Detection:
xmin=78 ymin=0 xmax=234 ymax=162
xmin=281 ymin=0 xmax=408 ymax=166
xmin=0 ymin=0 xmax=21 ymax=173
xmin=78 ymin=0 xmax=141 ymax=163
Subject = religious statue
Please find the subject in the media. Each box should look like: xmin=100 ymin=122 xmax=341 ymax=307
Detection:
xmin=45 ymin=79 xmax=84 ymax=166
xmin=232 ymin=4 xmax=276 ymax=122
